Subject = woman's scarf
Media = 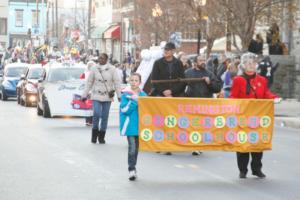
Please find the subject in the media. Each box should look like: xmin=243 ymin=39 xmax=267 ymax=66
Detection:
xmin=242 ymin=73 xmax=256 ymax=95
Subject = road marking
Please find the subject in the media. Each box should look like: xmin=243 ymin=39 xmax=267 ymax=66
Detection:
xmin=174 ymin=164 xmax=185 ymax=168
xmin=187 ymin=164 xmax=199 ymax=169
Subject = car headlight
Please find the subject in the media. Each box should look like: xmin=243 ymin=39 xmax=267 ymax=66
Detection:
xmin=2 ymin=81 xmax=13 ymax=89
xmin=25 ymin=83 xmax=37 ymax=92
xmin=29 ymin=95 xmax=37 ymax=102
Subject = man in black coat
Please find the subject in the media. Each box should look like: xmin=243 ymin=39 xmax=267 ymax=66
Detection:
xmin=151 ymin=42 xmax=185 ymax=97
xmin=185 ymin=55 xmax=222 ymax=98
xmin=150 ymin=42 xmax=185 ymax=156
xmin=185 ymin=54 xmax=222 ymax=156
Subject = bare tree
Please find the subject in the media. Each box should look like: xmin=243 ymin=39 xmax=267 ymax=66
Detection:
xmin=219 ymin=0 xmax=295 ymax=52
xmin=182 ymin=0 xmax=226 ymax=57
xmin=134 ymin=0 xmax=198 ymax=48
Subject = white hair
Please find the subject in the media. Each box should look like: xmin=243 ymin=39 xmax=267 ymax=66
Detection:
xmin=239 ymin=52 xmax=258 ymax=72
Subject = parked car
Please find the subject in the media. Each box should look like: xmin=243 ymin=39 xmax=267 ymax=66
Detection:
xmin=37 ymin=62 xmax=91 ymax=118
xmin=17 ymin=64 xmax=43 ymax=106
xmin=0 ymin=69 xmax=3 ymax=83
xmin=0 ymin=63 xmax=29 ymax=101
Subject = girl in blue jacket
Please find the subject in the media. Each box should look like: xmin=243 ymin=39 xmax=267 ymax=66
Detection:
xmin=119 ymin=73 xmax=147 ymax=181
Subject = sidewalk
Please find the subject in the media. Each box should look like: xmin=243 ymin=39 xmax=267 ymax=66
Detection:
xmin=275 ymin=99 xmax=300 ymax=129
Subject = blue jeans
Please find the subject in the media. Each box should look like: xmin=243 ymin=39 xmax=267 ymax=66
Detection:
xmin=92 ymin=101 xmax=111 ymax=131
xmin=127 ymin=136 xmax=139 ymax=172
xmin=224 ymin=88 xmax=231 ymax=98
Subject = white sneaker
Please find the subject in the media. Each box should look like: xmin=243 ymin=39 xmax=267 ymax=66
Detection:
xmin=192 ymin=151 xmax=202 ymax=156
xmin=129 ymin=170 xmax=137 ymax=181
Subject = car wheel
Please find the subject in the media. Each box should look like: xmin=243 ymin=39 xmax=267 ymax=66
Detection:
xmin=42 ymin=95 xmax=51 ymax=118
xmin=37 ymin=104 xmax=43 ymax=116
xmin=1 ymin=89 xmax=7 ymax=101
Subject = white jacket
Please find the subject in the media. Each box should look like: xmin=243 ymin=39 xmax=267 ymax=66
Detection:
xmin=82 ymin=63 xmax=121 ymax=101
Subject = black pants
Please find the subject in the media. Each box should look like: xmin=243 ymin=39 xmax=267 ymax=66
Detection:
xmin=237 ymin=152 xmax=263 ymax=173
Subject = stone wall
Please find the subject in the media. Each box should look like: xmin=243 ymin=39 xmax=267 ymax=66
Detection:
xmin=270 ymin=55 xmax=300 ymax=100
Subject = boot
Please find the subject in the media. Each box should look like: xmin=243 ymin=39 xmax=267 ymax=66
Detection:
xmin=252 ymin=171 xmax=266 ymax=178
xmin=98 ymin=130 xmax=106 ymax=144
xmin=91 ymin=129 xmax=98 ymax=143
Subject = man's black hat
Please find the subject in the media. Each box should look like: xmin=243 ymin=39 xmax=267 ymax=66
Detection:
xmin=164 ymin=42 xmax=176 ymax=50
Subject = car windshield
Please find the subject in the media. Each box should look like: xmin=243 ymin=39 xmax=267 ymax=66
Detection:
xmin=47 ymin=68 xmax=84 ymax=82
xmin=27 ymin=68 xmax=43 ymax=79
xmin=5 ymin=67 xmax=27 ymax=77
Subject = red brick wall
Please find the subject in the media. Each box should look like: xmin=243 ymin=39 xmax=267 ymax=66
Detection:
xmin=178 ymin=41 xmax=206 ymax=54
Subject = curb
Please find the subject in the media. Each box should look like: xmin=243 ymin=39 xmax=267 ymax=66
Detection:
xmin=275 ymin=117 xmax=300 ymax=129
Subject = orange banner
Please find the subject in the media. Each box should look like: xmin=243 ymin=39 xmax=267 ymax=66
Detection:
xmin=138 ymin=97 xmax=274 ymax=152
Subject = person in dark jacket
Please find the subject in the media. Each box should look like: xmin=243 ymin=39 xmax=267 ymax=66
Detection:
xmin=185 ymin=54 xmax=222 ymax=156
xmin=266 ymin=23 xmax=284 ymax=55
xmin=206 ymin=56 xmax=219 ymax=77
xmin=185 ymin=55 xmax=222 ymax=98
xmin=248 ymin=34 xmax=264 ymax=55
xmin=150 ymin=42 xmax=185 ymax=155
xmin=257 ymin=56 xmax=279 ymax=88
xmin=151 ymin=42 xmax=185 ymax=97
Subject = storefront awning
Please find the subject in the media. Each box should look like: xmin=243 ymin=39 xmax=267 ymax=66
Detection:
xmin=103 ymin=25 xmax=120 ymax=39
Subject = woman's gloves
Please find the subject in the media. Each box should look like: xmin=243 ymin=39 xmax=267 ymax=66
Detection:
xmin=274 ymin=98 xmax=282 ymax=104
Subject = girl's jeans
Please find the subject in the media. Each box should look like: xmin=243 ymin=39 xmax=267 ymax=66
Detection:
xmin=127 ymin=136 xmax=139 ymax=172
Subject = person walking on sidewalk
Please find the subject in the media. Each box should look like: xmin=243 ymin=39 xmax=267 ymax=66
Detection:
xmin=119 ymin=73 xmax=147 ymax=181
xmin=230 ymin=52 xmax=280 ymax=179
xmin=82 ymin=53 xmax=121 ymax=144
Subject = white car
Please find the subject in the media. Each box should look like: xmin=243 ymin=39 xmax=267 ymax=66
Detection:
xmin=36 ymin=62 xmax=92 ymax=118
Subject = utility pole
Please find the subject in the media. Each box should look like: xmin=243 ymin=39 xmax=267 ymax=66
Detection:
xmin=36 ymin=0 xmax=39 ymax=26
xmin=88 ymin=0 xmax=92 ymax=40
xmin=46 ymin=1 xmax=49 ymax=42
xmin=52 ymin=2 xmax=54 ymax=38
xmin=75 ymin=0 xmax=77 ymax=26
xmin=55 ymin=0 xmax=58 ymax=38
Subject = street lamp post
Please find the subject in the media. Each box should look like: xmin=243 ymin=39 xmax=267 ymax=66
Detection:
xmin=152 ymin=3 xmax=163 ymax=46
xmin=194 ymin=0 xmax=206 ymax=54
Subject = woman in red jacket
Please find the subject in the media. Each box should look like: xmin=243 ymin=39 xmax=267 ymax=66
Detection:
xmin=230 ymin=52 xmax=280 ymax=179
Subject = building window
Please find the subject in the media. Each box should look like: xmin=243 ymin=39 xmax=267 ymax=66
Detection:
xmin=0 ymin=18 xmax=7 ymax=35
xmin=15 ymin=9 xmax=23 ymax=27
xmin=32 ymin=10 xmax=40 ymax=27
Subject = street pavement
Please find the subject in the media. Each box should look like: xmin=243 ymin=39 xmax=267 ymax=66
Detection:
xmin=274 ymin=99 xmax=300 ymax=129
xmin=0 ymin=100 xmax=300 ymax=200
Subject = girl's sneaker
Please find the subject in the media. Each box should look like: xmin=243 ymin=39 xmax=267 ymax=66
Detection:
xmin=129 ymin=170 xmax=137 ymax=181
xmin=192 ymin=151 xmax=202 ymax=156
